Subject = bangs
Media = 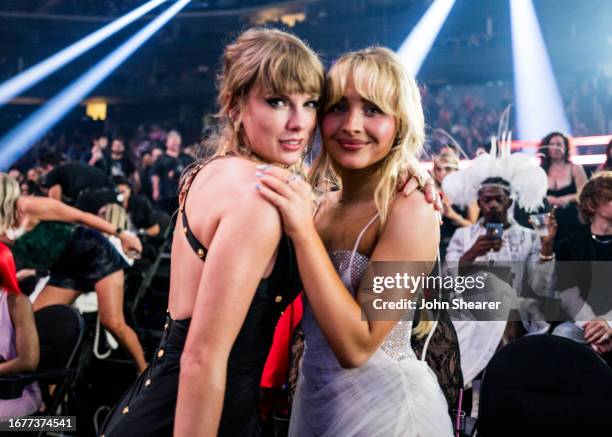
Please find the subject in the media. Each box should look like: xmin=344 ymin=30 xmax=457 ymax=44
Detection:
xmin=256 ymin=43 xmax=323 ymax=97
xmin=325 ymin=55 xmax=399 ymax=116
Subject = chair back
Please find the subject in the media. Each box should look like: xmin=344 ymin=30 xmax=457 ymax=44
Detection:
xmin=478 ymin=334 xmax=612 ymax=436
xmin=35 ymin=304 xmax=84 ymax=372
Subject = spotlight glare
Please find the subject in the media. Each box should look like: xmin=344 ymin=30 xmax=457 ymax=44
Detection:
xmin=396 ymin=0 xmax=457 ymax=77
xmin=0 ymin=0 xmax=167 ymax=109
xmin=510 ymin=0 xmax=570 ymax=140
xmin=0 ymin=0 xmax=192 ymax=170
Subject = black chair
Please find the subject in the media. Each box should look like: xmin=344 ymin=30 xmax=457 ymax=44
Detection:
xmin=476 ymin=334 xmax=612 ymax=437
xmin=0 ymin=305 xmax=84 ymax=427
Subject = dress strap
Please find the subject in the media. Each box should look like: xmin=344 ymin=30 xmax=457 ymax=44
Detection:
xmin=345 ymin=213 xmax=380 ymax=288
xmin=178 ymin=154 xmax=233 ymax=261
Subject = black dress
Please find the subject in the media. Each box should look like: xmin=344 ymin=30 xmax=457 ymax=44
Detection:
xmin=99 ymin=160 xmax=302 ymax=437
xmin=547 ymin=176 xmax=584 ymax=244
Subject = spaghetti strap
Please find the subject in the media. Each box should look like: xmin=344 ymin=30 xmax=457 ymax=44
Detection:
xmin=178 ymin=154 xmax=235 ymax=261
xmin=346 ymin=213 xmax=380 ymax=282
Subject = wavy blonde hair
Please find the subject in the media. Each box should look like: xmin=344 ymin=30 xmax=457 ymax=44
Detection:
xmin=100 ymin=203 xmax=128 ymax=231
xmin=0 ymin=173 xmax=21 ymax=237
xmin=309 ymin=47 xmax=425 ymax=223
xmin=309 ymin=47 xmax=432 ymax=337
xmin=202 ymin=27 xmax=324 ymax=174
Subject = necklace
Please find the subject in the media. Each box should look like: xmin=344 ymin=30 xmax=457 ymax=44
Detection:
xmin=591 ymin=234 xmax=612 ymax=244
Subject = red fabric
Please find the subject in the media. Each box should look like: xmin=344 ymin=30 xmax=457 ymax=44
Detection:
xmin=0 ymin=242 xmax=21 ymax=295
xmin=260 ymin=294 xmax=303 ymax=389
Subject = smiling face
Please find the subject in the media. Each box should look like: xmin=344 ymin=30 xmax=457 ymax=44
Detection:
xmin=240 ymin=88 xmax=319 ymax=166
xmin=321 ymin=79 xmax=397 ymax=170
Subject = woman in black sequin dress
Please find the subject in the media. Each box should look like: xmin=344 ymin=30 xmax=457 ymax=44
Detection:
xmin=100 ymin=28 xmax=323 ymax=437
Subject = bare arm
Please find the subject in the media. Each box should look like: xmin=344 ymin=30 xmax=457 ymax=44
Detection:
xmin=467 ymin=201 xmax=479 ymax=223
xmin=0 ymin=294 xmax=39 ymax=375
xmin=572 ymin=163 xmax=588 ymax=192
xmin=174 ymin=191 xmax=282 ymax=437
xmin=144 ymin=223 xmax=160 ymax=237
xmin=19 ymin=196 xmax=142 ymax=254
xmin=151 ymin=175 xmax=160 ymax=201
xmin=21 ymin=196 xmax=119 ymax=235
xmin=292 ymin=193 xmax=439 ymax=367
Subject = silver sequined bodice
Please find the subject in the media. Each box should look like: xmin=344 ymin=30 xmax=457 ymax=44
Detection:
xmin=301 ymin=250 xmax=416 ymax=381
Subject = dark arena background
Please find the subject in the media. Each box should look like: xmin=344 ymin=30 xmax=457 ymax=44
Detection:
xmin=0 ymin=1 xmax=611 ymax=436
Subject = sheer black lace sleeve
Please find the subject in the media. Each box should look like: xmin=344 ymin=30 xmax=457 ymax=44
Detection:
xmin=412 ymin=308 xmax=464 ymax=411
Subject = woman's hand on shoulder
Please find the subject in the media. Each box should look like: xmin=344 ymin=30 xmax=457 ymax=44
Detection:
xmin=253 ymin=165 xmax=316 ymax=243
xmin=397 ymin=165 xmax=442 ymax=217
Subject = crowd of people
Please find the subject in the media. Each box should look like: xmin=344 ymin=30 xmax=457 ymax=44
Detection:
xmin=422 ymin=71 xmax=612 ymax=156
xmin=0 ymin=25 xmax=611 ymax=437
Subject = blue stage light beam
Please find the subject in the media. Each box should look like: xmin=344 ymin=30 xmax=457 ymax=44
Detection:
xmin=396 ymin=0 xmax=457 ymax=77
xmin=0 ymin=0 xmax=191 ymax=170
xmin=0 ymin=0 xmax=167 ymax=109
xmin=510 ymin=0 xmax=570 ymax=139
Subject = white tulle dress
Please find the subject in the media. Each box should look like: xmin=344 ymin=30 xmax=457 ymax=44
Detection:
xmin=289 ymin=215 xmax=454 ymax=437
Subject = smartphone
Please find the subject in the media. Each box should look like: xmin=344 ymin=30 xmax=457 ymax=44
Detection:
xmin=485 ymin=222 xmax=504 ymax=240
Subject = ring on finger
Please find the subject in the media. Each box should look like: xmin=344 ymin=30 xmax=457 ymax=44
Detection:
xmin=286 ymin=174 xmax=300 ymax=184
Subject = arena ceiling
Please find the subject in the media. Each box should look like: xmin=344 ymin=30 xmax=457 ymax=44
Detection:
xmin=0 ymin=0 xmax=609 ymax=105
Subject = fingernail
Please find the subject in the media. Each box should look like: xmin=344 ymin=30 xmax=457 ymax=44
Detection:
xmin=255 ymin=183 xmax=261 ymax=190
xmin=256 ymin=164 xmax=271 ymax=170
xmin=255 ymin=172 xmax=264 ymax=177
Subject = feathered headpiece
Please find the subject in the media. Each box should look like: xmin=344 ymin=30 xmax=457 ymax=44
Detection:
xmin=441 ymin=108 xmax=548 ymax=212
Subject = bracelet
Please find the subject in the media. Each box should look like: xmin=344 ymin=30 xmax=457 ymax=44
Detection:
xmin=539 ymin=252 xmax=555 ymax=261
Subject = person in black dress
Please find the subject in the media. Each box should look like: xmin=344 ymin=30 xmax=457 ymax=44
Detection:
xmin=99 ymin=28 xmax=324 ymax=437
xmin=539 ymin=131 xmax=588 ymax=243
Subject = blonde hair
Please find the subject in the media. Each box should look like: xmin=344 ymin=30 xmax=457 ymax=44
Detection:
xmin=100 ymin=203 xmax=128 ymax=231
xmin=0 ymin=173 xmax=21 ymax=237
xmin=205 ymin=27 xmax=324 ymax=173
xmin=434 ymin=151 xmax=459 ymax=168
xmin=309 ymin=47 xmax=425 ymax=223
xmin=309 ymin=47 xmax=431 ymax=338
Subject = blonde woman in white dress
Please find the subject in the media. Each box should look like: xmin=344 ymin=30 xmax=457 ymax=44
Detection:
xmin=256 ymin=47 xmax=453 ymax=436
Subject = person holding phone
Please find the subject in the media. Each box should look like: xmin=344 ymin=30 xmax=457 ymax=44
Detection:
xmin=443 ymin=164 xmax=558 ymax=388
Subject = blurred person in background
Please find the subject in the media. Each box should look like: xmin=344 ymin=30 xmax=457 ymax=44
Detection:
xmin=432 ymin=151 xmax=478 ymax=261
xmin=554 ymin=171 xmax=612 ymax=364
xmin=39 ymin=153 xmax=115 ymax=208
xmin=151 ymin=130 xmax=194 ymax=215
xmin=113 ymin=176 xmax=160 ymax=238
xmin=596 ymin=139 xmax=612 ymax=172
xmin=95 ymin=137 xmax=138 ymax=183
xmin=0 ymin=242 xmax=41 ymax=419
xmin=83 ymin=134 xmax=109 ymax=167
xmin=139 ymin=146 xmax=163 ymax=201
xmin=0 ymin=173 xmax=146 ymax=373
xmin=539 ymin=131 xmax=587 ymax=243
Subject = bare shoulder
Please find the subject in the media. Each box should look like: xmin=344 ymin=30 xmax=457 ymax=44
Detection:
xmin=571 ymin=163 xmax=586 ymax=176
xmin=377 ymin=190 xmax=439 ymax=259
xmin=16 ymin=195 xmax=46 ymax=215
xmin=386 ymin=190 xmax=438 ymax=230
xmin=204 ymin=157 xmax=281 ymax=231
xmin=7 ymin=293 xmax=32 ymax=318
